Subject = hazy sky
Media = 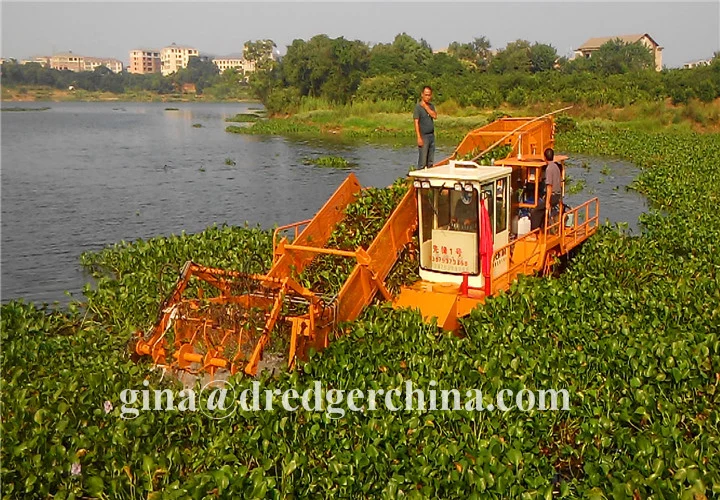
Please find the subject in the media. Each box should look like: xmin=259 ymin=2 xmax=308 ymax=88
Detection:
xmin=2 ymin=2 xmax=718 ymax=68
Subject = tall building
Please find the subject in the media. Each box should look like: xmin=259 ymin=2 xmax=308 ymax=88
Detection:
xmin=160 ymin=43 xmax=199 ymax=76
xmin=129 ymin=49 xmax=161 ymax=74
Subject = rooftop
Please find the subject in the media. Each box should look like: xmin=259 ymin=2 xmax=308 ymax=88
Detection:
xmin=576 ymin=33 xmax=661 ymax=51
xmin=162 ymin=43 xmax=198 ymax=51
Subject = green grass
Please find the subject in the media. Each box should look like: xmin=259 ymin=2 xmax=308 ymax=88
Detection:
xmin=231 ymin=98 xmax=720 ymax=146
xmin=268 ymin=99 xmax=720 ymax=144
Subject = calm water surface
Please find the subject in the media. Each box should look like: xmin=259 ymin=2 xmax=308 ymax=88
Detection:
xmin=1 ymin=102 xmax=647 ymax=305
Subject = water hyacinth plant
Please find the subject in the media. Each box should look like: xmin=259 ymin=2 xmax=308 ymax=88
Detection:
xmin=2 ymin=125 xmax=720 ymax=498
xmin=225 ymin=113 xmax=261 ymax=123
xmin=301 ymin=155 xmax=353 ymax=168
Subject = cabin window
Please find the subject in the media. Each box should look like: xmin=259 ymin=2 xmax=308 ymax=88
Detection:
xmin=495 ymin=178 xmax=507 ymax=233
xmin=480 ymin=179 xmax=509 ymax=235
xmin=481 ymin=182 xmax=495 ymax=233
xmin=418 ymin=186 xmax=479 ymax=275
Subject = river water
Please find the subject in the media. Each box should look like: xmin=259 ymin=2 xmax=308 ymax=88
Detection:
xmin=1 ymin=102 xmax=647 ymax=305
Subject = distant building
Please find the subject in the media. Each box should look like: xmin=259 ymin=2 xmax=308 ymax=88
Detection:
xmin=683 ymin=58 xmax=712 ymax=69
xmin=129 ymin=49 xmax=161 ymax=74
xmin=212 ymin=54 xmax=256 ymax=76
xmin=84 ymin=57 xmax=123 ymax=73
xmin=212 ymin=55 xmax=243 ymax=73
xmin=23 ymin=56 xmax=51 ymax=66
xmin=48 ymin=52 xmax=123 ymax=73
xmin=50 ymin=52 xmax=84 ymax=72
xmin=160 ymin=43 xmax=199 ymax=76
xmin=574 ymin=33 xmax=663 ymax=71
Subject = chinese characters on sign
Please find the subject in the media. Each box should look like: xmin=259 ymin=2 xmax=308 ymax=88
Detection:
xmin=431 ymin=245 xmax=469 ymax=269
xmin=430 ymin=230 xmax=478 ymax=274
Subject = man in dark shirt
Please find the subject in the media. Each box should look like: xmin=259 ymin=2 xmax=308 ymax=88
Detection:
xmin=413 ymin=86 xmax=437 ymax=169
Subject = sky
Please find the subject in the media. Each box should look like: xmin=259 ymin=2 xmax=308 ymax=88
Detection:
xmin=1 ymin=1 xmax=719 ymax=68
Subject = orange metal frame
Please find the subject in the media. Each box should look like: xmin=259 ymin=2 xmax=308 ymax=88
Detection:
xmin=392 ymin=113 xmax=599 ymax=330
xmin=135 ymin=174 xmax=418 ymax=377
xmin=135 ymin=113 xmax=600 ymax=379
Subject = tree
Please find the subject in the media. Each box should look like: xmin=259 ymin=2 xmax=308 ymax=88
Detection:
xmin=588 ymin=39 xmax=654 ymax=75
xmin=324 ymin=37 xmax=370 ymax=102
xmin=489 ymin=40 xmax=532 ymax=74
xmin=429 ymin=52 xmax=465 ymax=77
xmin=279 ymin=35 xmax=369 ymax=103
xmin=244 ymin=39 xmax=277 ymax=69
xmin=368 ymin=33 xmax=433 ymax=76
xmin=447 ymin=41 xmax=476 ymax=63
xmin=282 ymin=36 xmax=329 ymax=96
xmin=248 ymin=59 xmax=282 ymax=103
xmin=173 ymin=56 xmax=219 ymax=93
xmin=472 ymin=36 xmax=493 ymax=70
xmin=448 ymin=36 xmax=493 ymax=70
xmin=529 ymin=43 xmax=558 ymax=73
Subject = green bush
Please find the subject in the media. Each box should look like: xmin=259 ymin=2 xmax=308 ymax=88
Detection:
xmin=265 ymin=87 xmax=301 ymax=114
xmin=506 ymin=87 xmax=527 ymax=107
xmin=468 ymin=88 xmax=502 ymax=108
xmin=554 ymin=114 xmax=577 ymax=133
xmin=697 ymin=79 xmax=718 ymax=103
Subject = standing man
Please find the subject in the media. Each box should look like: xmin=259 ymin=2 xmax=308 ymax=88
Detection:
xmin=544 ymin=148 xmax=562 ymax=208
xmin=414 ymin=86 xmax=437 ymax=169
xmin=531 ymin=148 xmax=563 ymax=230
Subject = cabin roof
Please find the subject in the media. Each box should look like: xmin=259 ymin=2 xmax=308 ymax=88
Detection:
xmin=410 ymin=161 xmax=512 ymax=183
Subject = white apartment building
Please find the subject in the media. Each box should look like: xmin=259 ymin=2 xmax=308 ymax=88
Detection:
xmin=211 ymin=55 xmax=256 ymax=74
xmin=683 ymin=59 xmax=712 ymax=69
xmin=84 ymin=57 xmax=123 ymax=73
xmin=23 ymin=56 xmax=51 ymax=66
xmin=160 ymin=43 xmax=199 ymax=76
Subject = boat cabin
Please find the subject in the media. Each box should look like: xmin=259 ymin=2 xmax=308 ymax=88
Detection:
xmin=409 ymin=160 xmax=512 ymax=290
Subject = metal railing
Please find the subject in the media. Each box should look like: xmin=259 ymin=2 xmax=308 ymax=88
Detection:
xmin=488 ymin=228 xmax=543 ymax=295
xmin=272 ymin=219 xmax=312 ymax=264
xmin=562 ymin=198 xmax=600 ymax=251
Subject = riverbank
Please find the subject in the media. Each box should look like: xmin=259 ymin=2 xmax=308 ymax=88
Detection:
xmin=226 ymin=99 xmax=720 ymax=144
xmin=1 ymin=85 xmax=260 ymax=103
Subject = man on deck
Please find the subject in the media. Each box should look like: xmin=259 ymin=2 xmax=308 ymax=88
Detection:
xmin=414 ymin=86 xmax=437 ymax=169
xmin=544 ymin=147 xmax=563 ymax=209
